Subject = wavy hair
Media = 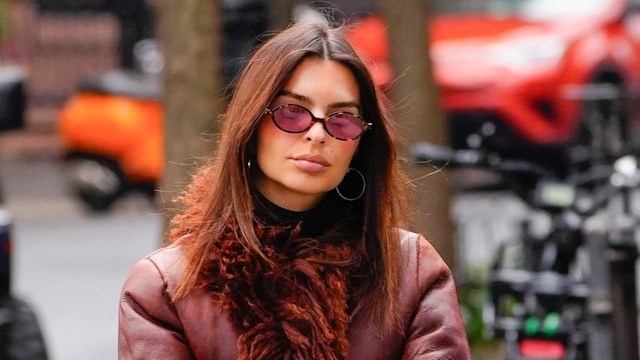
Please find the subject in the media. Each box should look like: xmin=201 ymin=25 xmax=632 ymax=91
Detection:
xmin=169 ymin=18 xmax=412 ymax=331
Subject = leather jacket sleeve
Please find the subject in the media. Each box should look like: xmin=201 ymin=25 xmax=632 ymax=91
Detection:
xmin=400 ymin=233 xmax=471 ymax=359
xmin=118 ymin=255 xmax=194 ymax=360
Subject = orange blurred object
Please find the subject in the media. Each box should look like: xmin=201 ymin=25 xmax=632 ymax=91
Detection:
xmin=57 ymin=70 xmax=163 ymax=211
xmin=59 ymin=93 xmax=163 ymax=183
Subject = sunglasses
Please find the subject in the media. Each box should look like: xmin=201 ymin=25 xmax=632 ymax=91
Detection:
xmin=264 ymin=104 xmax=372 ymax=141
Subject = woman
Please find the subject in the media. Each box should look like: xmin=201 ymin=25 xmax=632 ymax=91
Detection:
xmin=118 ymin=19 xmax=471 ymax=359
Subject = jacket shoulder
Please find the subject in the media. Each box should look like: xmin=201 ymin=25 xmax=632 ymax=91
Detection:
xmin=121 ymin=244 xmax=186 ymax=309
xmin=119 ymin=245 xmax=197 ymax=358
xmin=397 ymin=228 xmax=449 ymax=275
xmin=145 ymin=244 xmax=187 ymax=292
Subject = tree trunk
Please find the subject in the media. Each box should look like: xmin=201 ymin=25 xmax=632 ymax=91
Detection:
xmin=379 ymin=0 xmax=456 ymax=266
xmin=155 ymin=0 xmax=224 ymax=230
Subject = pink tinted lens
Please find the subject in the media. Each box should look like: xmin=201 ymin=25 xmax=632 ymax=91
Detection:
xmin=273 ymin=105 xmax=311 ymax=132
xmin=326 ymin=113 xmax=364 ymax=140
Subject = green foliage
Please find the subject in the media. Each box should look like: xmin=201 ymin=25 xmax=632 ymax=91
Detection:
xmin=456 ymin=265 xmax=500 ymax=353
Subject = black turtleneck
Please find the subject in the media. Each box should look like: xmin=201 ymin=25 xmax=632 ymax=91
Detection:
xmin=253 ymin=191 xmax=357 ymax=239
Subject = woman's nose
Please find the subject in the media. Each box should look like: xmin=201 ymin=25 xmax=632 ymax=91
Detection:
xmin=304 ymin=120 xmax=326 ymax=143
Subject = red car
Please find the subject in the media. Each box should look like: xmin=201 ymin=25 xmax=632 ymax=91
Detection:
xmin=348 ymin=0 xmax=640 ymax=172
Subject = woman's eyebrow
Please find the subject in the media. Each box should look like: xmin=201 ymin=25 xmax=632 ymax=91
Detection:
xmin=330 ymin=100 xmax=360 ymax=109
xmin=277 ymin=90 xmax=310 ymax=102
xmin=277 ymin=90 xmax=360 ymax=109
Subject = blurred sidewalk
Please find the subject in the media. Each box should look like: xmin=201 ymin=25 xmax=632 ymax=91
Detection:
xmin=0 ymin=128 xmax=78 ymax=223
xmin=0 ymin=129 xmax=62 ymax=161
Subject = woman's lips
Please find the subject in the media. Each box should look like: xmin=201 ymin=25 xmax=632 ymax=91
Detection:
xmin=292 ymin=154 xmax=329 ymax=173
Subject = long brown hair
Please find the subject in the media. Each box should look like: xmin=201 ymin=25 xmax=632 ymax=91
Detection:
xmin=169 ymin=19 xmax=412 ymax=331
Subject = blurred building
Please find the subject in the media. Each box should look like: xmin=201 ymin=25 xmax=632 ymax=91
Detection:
xmin=0 ymin=0 xmax=120 ymax=131
xmin=0 ymin=0 xmax=272 ymax=131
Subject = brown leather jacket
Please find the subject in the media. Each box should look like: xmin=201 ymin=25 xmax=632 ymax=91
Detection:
xmin=118 ymin=230 xmax=471 ymax=359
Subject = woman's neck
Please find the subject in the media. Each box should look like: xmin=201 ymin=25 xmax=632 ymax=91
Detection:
xmin=253 ymin=190 xmax=344 ymax=238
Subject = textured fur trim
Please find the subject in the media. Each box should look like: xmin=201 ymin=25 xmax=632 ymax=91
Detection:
xmin=199 ymin=220 xmax=353 ymax=359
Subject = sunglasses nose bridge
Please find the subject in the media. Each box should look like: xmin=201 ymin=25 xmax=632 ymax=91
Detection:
xmin=301 ymin=107 xmax=330 ymax=130
xmin=308 ymin=114 xmax=327 ymax=126
xmin=301 ymin=114 xmax=328 ymax=142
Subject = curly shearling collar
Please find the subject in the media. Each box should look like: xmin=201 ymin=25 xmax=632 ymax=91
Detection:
xmin=200 ymin=219 xmax=355 ymax=359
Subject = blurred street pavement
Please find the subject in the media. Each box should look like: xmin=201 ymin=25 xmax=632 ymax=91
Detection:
xmin=0 ymin=129 xmax=162 ymax=360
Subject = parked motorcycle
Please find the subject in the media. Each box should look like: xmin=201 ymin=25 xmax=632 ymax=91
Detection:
xmin=58 ymin=39 xmax=163 ymax=211
xmin=411 ymin=82 xmax=640 ymax=359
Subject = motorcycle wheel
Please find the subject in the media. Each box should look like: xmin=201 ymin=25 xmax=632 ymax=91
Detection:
xmin=66 ymin=156 xmax=125 ymax=212
xmin=0 ymin=297 xmax=48 ymax=360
